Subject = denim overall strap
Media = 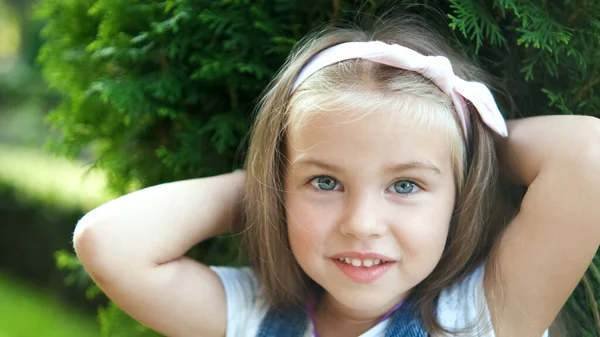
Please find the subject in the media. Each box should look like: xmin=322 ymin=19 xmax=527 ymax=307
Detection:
xmin=384 ymin=297 xmax=429 ymax=337
xmin=257 ymin=304 xmax=308 ymax=337
xmin=257 ymin=296 xmax=428 ymax=337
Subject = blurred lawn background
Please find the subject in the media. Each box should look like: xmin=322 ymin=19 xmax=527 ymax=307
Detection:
xmin=0 ymin=272 xmax=101 ymax=337
xmin=0 ymin=0 xmax=110 ymax=335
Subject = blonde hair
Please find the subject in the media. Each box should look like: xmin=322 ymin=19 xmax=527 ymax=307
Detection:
xmin=242 ymin=16 xmax=514 ymax=335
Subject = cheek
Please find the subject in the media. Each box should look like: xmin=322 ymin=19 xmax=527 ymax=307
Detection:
xmin=285 ymin=193 xmax=335 ymax=257
xmin=398 ymin=197 xmax=454 ymax=264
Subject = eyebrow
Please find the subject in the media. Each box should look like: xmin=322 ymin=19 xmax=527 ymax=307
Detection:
xmin=291 ymin=158 xmax=442 ymax=175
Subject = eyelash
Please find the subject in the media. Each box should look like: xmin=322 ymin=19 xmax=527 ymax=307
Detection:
xmin=307 ymin=175 xmax=422 ymax=195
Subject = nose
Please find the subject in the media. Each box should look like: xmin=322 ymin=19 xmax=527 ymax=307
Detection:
xmin=338 ymin=192 xmax=387 ymax=240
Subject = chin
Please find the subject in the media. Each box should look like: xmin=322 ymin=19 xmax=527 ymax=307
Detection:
xmin=325 ymin=282 xmax=407 ymax=313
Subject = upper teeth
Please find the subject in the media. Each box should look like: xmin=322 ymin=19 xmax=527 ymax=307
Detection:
xmin=338 ymin=258 xmax=385 ymax=267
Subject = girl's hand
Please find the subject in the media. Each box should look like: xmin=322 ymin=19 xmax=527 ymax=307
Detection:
xmin=489 ymin=115 xmax=600 ymax=336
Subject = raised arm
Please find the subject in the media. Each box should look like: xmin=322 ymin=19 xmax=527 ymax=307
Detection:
xmin=488 ymin=115 xmax=600 ymax=336
xmin=73 ymin=170 xmax=245 ymax=337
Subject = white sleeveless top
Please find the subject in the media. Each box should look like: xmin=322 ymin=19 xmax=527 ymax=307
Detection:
xmin=210 ymin=265 xmax=550 ymax=337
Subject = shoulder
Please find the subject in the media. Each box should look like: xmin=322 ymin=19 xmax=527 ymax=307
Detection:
xmin=435 ymin=265 xmax=549 ymax=337
xmin=210 ymin=266 xmax=271 ymax=337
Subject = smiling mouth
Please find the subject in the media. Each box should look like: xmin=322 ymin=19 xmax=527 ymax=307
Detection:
xmin=335 ymin=257 xmax=389 ymax=267
xmin=331 ymin=258 xmax=395 ymax=284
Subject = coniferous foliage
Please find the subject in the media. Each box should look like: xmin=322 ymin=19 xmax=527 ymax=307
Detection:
xmin=35 ymin=0 xmax=343 ymax=194
xmin=36 ymin=0 xmax=600 ymax=335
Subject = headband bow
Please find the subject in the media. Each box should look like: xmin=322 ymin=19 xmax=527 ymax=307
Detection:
xmin=291 ymin=41 xmax=508 ymax=140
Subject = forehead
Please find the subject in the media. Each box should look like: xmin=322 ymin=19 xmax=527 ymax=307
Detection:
xmin=286 ymin=106 xmax=455 ymax=175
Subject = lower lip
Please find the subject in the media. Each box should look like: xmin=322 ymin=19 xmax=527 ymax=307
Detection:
xmin=332 ymin=259 xmax=395 ymax=284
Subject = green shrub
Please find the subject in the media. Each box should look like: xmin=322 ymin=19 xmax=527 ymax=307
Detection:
xmin=35 ymin=0 xmax=600 ymax=336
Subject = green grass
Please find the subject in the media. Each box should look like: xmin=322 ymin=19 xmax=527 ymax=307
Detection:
xmin=0 ymin=273 xmax=101 ymax=337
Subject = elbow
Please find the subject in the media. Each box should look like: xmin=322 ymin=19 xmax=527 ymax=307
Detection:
xmin=73 ymin=217 xmax=96 ymax=266
xmin=72 ymin=217 xmax=110 ymax=286
xmin=73 ymin=215 xmax=93 ymax=250
xmin=73 ymin=211 xmax=101 ymax=260
xmin=72 ymin=202 xmax=116 ymax=269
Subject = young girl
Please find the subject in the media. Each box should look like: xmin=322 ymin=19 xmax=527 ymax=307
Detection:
xmin=73 ymin=17 xmax=600 ymax=337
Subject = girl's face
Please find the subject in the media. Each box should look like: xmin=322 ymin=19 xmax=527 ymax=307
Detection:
xmin=284 ymin=106 xmax=457 ymax=314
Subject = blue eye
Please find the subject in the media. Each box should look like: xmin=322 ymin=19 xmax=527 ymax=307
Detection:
xmin=392 ymin=180 xmax=419 ymax=194
xmin=310 ymin=176 xmax=340 ymax=191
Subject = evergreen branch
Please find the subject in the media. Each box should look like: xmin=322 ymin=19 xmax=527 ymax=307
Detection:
xmin=493 ymin=0 xmax=519 ymax=17
xmin=572 ymin=76 xmax=600 ymax=108
xmin=515 ymin=3 xmax=572 ymax=52
xmin=541 ymin=89 xmax=573 ymax=115
xmin=568 ymin=0 xmax=589 ymax=26
xmin=447 ymin=0 xmax=506 ymax=53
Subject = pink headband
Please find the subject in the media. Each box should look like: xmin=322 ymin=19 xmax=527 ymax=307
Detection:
xmin=291 ymin=41 xmax=508 ymax=140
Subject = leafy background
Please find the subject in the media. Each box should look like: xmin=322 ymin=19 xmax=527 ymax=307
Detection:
xmin=1 ymin=0 xmax=599 ymax=336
